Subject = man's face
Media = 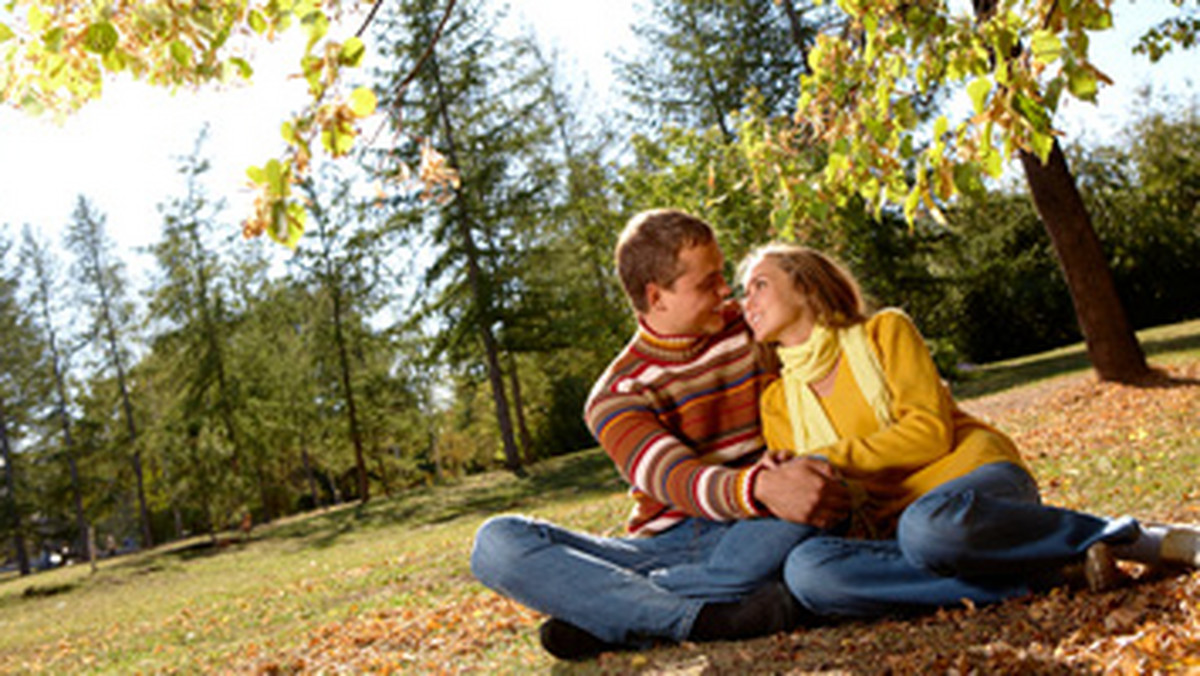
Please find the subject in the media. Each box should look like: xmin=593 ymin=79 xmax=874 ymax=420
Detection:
xmin=645 ymin=241 xmax=731 ymax=336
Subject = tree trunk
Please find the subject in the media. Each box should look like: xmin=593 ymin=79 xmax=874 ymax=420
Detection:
xmin=53 ymin=361 xmax=89 ymax=564
xmin=0 ymin=397 xmax=30 ymax=576
xmin=97 ymin=267 xmax=153 ymax=547
xmin=37 ymin=282 xmax=92 ymax=565
xmin=427 ymin=45 xmax=524 ymax=476
xmin=375 ymin=451 xmax=392 ymax=498
xmin=507 ymin=353 xmax=534 ymax=463
xmin=331 ymin=288 xmax=370 ymax=502
xmin=779 ymin=0 xmax=814 ymax=65
xmin=1017 ymin=142 xmax=1150 ymax=383
xmin=301 ymin=444 xmax=321 ymax=509
xmin=970 ymin=0 xmax=1151 ymax=384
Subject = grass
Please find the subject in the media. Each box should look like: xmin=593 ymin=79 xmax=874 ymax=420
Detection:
xmin=950 ymin=317 xmax=1200 ymax=400
xmin=1 ymin=318 xmax=1198 ymax=674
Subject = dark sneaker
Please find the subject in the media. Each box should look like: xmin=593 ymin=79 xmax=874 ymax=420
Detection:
xmin=688 ymin=580 xmax=808 ymax=642
xmin=538 ymin=618 xmax=622 ymax=661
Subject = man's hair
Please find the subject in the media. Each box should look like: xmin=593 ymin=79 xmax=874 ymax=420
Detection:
xmin=615 ymin=209 xmax=717 ymax=313
xmin=739 ymin=243 xmax=867 ymax=329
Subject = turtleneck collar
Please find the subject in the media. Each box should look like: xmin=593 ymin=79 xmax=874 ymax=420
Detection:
xmin=634 ymin=316 xmax=728 ymax=364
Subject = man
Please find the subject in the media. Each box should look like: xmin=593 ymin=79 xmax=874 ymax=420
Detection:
xmin=470 ymin=209 xmax=849 ymax=660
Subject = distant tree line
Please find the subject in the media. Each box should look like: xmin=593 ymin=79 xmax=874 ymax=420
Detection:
xmin=1 ymin=0 xmax=1196 ymax=574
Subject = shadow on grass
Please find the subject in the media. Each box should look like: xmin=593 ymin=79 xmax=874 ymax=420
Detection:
xmin=953 ymin=325 xmax=1200 ymax=400
xmin=269 ymin=449 xmax=624 ymax=550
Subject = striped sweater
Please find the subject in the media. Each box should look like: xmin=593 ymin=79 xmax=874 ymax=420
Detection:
xmin=584 ymin=307 xmax=773 ymax=535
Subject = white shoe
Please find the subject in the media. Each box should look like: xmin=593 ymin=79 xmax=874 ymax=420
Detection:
xmin=1158 ymin=524 xmax=1200 ymax=568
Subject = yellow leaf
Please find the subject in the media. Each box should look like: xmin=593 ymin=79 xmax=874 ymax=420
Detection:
xmin=348 ymin=86 xmax=376 ymax=118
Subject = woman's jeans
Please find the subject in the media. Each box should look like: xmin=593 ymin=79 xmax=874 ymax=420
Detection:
xmin=471 ymin=514 xmax=820 ymax=644
xmin=783 ymin=462 xmax=1139 ymax=618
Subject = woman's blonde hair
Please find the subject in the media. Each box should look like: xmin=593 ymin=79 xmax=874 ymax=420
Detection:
xmin=740 ymin=243 xmax=868 ymax=329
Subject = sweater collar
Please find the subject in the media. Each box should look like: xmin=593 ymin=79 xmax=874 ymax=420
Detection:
xmin=634 ymin=311 xmax=741 ymax=363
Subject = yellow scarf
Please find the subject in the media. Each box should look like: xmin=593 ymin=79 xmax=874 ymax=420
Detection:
xmin=776 ymin=321 xmax=893 ymax=537
xmin=776 ymin=322 xmax=893 ymax=456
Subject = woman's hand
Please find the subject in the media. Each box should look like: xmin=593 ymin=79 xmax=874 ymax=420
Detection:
xmin=753 ymin=456 xmax=851 ymax=529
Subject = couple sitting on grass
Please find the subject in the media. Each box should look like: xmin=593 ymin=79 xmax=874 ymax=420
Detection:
xmin=471 ymin=208 xmax=1200 ymax=661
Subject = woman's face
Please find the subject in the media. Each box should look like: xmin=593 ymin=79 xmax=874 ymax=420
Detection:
xmin=741 ymin=256 xmax=816 ymax=346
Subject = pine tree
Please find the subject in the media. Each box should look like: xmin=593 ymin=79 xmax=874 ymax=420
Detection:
xmin=64 ymin=197 xmax=153 ymax=548
xmin=372 ymin=0 xmax=564 ymax=474
xmin=617 ymin=0 xmax=817 ymax=139
xmin=19 ymin=228 xmax=92 ymax=564
xmin=0 ymin=229 xmax=47 ymax=575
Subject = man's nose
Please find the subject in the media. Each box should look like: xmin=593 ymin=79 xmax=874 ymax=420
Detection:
xmin=717 ymin=278 xmax=732 ymax=299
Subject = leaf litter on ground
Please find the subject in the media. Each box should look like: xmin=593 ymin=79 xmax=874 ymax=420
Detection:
xmin=2 ymin=361 xmax=1196 ymax=675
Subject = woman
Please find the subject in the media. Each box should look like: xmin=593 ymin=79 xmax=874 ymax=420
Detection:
xmin=737 ymin=242 xmax=1198 ymax=618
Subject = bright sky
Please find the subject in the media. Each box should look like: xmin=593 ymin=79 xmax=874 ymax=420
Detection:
xmin=0 ymin=1 xmax=1194 ymax=277
xmin=0 ymin=2 xmax=638 ymax=274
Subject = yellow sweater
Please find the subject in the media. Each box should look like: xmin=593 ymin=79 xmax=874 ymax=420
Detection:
xmin=760 ymin=309 xmax=1028 ymax=535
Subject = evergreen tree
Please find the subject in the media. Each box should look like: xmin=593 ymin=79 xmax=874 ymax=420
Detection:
xmin=372 ymin=0 xmax=563 ymax=474
xmin=145 ymin=130 xmax=256 ymax=524
xmin=0 ymin=229 xmax=46 ymax=575
xmin=64 ymin=197 xmax=153 ymax=548
xmin=617 ymin=0 xmax=817 ymax=139
xmin=19 ymin=227 xmax=91 ymax=564
xmin=288 ymin=167 xmax=393 ymax=502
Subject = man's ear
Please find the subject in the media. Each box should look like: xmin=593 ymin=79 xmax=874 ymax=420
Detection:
xmin=644 ymin=282 xmax=665 ymax=312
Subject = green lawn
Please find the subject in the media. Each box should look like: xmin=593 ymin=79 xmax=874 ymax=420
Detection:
xmin=2 ymin=318 xmax=1197 ymax=674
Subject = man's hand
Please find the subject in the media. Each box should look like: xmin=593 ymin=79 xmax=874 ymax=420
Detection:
xmin=753 ymin=456 xmax=851 ymax=529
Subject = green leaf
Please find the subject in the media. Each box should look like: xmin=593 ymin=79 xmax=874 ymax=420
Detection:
xmin=1043 ymin=78 xmax=1064 ymax=113
xmin=952 ymin=163 xmax=985 ymax=201
xmin=967 ymin=77 xmax=991 ymax=115
xmin=0 ymin=23 xmax=15 ymax=44
xmin=903 ymin=183 xmax=921 ymax=224
xmin=1082 ymin=5 xmax=1113 ymax=30
xmin=303 ymin=11 xmax=328 ymax=51
xmin=983 ymin=149 xmax=1003 ymax=178
xmin=248 ymin=10 xmax=267 ymax=34
xmin=1030 ymin=130 xmax=1054 ymax=163
xmin=42 ymin=27 xmax=65 ymax=53
xmin=348 ymin=86 xmax=376 ymax=117
xmin=246 ymin=164 xmax=266 ymax=185
xmin=281 ymin=120 xmax=297 ymax=145
xmin=169 ymin=40 xmax=192 ymax=67
xmin=1030 ymin=29 xmax=1062 ymax=65
xmin=992 ymin=28 xmax=1016 ymax=61
xmin=933 ymin=115 xmax=948 ymax=139
xmin=321 ymin=125 xmax=355 ymax=156
xmin=1067 ymin=66 xmax=1098 ymax=101
xmin=265 ymin=158 xmax=285 ymax=194
xmin=1012 ymin=92 xmax=1051 ymax=132
xmin=339 ymin=36 xmax=365 ymax=67
xmin=83 ymin=21 xmax=119 ymax=54
xmin=102 ymin=49 xmax=125 ymax=72
xmin=282 ymin=202 xmax=307 ymax=249
xmin=228 ymin=56 xmax=253 ymax=79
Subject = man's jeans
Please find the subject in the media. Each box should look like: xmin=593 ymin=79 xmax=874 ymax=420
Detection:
xmin=471 ymin=514 xmax=819 ymax=644
xmin=783 ymin=461 xmax=1140 ymax=617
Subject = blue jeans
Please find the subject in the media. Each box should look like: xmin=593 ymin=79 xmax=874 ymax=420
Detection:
xmin=783 ymin=462 xmax=1140 ymax=617
xmin=471 ymin=514 xmax=819 ymax=644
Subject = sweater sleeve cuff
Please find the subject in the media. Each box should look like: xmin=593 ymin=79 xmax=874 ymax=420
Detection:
xmin=738 ymin=465 xmax=771 ymax=518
